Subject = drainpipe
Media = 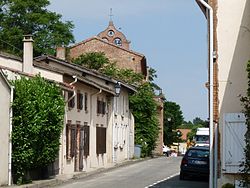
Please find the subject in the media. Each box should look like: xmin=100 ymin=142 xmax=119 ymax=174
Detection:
xmin=8 ymin=85 xmax=14 ymax=186
xmin=196 ymin=1 xmax=214 ymax=188
xmin=60 ymin=76 xmax=77 ymax=174
xmin=67 ymin=75 xmax=77 ymax=103
xmin=89 ymin=89 xmax=102 ymax=164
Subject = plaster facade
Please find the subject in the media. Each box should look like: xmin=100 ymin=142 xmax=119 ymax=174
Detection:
xmin=0 ymin=71 xmax=11 ymax=186
xmin=216 ymin=0 xmax=250 ymax=186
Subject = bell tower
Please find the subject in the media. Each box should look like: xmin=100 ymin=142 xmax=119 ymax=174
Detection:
xmin=97 ymin=9 xmax=130 ymax=49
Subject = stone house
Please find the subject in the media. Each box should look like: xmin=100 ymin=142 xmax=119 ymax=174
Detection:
xmin=196 ymin=0 xmax=250 ymax=187
xmin=0 ymin=35 xmax=136 ymax=184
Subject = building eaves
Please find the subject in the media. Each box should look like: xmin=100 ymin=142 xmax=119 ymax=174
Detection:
xmin=0 ymin=69 xmax=12 ymax=89
xmin=0 ymin=51 xmax=22 ymax=62
xmin=195 ymin=0 xmax=208 ymax=18
xmin=34 ymin=55 xmax=137 ymax=93
xmin=0 ymin=65 xmax=74 ymax=92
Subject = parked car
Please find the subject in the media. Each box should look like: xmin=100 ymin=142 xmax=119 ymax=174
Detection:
xmin=162 ymin=145 xmax=171 ymax=156
xmin=180 ymin=146 xmax=209 ymax=180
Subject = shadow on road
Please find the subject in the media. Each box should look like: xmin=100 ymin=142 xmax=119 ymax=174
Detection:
xmin=150 ymin=175 xmax=209 ymax=188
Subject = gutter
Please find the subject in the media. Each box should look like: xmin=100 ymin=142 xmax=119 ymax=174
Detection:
xmin=196 ymin=1 xmax=215 ymax=188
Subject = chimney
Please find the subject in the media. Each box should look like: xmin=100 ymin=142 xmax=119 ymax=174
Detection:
xmin=56 ymin=47 xmax=66 ymax=60
xmin=23 ymin=35 xmax=34 ymax=74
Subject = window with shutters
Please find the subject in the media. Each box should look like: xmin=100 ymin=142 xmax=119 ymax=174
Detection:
xmin=97 ymin=98 xmax=106 ymax=115
xmin=77 ymin=92 xmax=83 ymax=110
xmin=68 ymin=91 xmax=75 ymax=108
xmin=96 ymin=127 xmax=106 ymax=154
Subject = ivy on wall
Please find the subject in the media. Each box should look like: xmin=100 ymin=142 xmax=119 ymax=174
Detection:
xmin=11 ymin=75 xmax=65 ymax=184
xmin=129 ymin=83 xmax=159 ymax=157
xmin=240 ymin=60 xmax=250 ymax=186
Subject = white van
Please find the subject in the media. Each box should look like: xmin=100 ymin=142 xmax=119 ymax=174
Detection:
xmin=194 ymin=128 xmax=209 ymax=146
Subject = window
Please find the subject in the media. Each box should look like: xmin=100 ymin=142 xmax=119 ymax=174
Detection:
xmin=108 ymin=30 xmax=115 ymax=36
xmin=77 ymin=92 xmax=83 ymax=110
xmin=68 ymin=91 xmax=75 ymax=108
xmin=97 ymin=98 xmax=106 ymax=115
xmin=114 ymin=37 xmax=122 ymax=46
xmin=96 ymin=127 xmax=106 ymax=154
xmin=84 ymin=92 xmax=88 ymax=112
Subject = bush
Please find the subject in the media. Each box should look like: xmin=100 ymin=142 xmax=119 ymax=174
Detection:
xmin=12 ymin=75 xmax=65 ymax=184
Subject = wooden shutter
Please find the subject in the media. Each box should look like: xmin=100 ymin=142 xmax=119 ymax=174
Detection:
xmin=66 ymin=125 xmax=70 ymax=159
xmin=84 ymin=126 xmax=90 ymax=156
xmin=77 ymin=92 xmax=83 ymax=110
xmin=71 ymin=125 xmax=77 ymax=158
xmin=223 ymin=113 xmax=247 ymax=173
xmin=84 ymin=93 xmax=88 ymax=112
xmin=96 ymin=127 xmax=106 ymax=154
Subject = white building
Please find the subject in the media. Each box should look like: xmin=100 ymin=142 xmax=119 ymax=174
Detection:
xmin=0 ymin=35 xmax=135 ymax=185
xmin=196 ymin=0 xmax=250 ymax=187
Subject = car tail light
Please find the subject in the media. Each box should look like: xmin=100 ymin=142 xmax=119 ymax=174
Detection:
xmin=181 ymin=158 xmax=188 ymax=165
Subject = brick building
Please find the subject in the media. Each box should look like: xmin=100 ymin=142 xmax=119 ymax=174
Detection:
xmin=69 ymin=21 xmax=147 ymax=78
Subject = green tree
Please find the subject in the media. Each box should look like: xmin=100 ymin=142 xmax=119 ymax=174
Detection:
xmin=0 ymin=0 xmax=74 ymax=56
xmin=193 ymin=117 xmax=208 ymax=127
xmin=129 ymin=83 xmax=159 ymax=157
xmin=163 ymin=101 xmax=184 ymax=146
xmin=12 ymin=75 xmax=65 ymax=184
xmin=73 ymin=52 xmax=110 ymax=70
xmin=72 ymin=52 xmax=144 ymax=85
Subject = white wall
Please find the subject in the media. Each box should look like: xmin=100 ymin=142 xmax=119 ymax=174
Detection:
xmin=0 ymin=74 xmax=10 ymax=186
xmin=217 ymin=0 xmax=250 ymax=186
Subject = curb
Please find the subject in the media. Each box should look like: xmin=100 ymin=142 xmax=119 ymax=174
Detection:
xmin=2 ymin=157 xmax=154 ymax=188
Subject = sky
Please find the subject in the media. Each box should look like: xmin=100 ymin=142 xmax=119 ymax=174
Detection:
xmin=48 ymin=0 xmax=208 ymax=122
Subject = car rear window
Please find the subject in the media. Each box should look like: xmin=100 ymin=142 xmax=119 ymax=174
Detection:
xmin=187 ymin=149 xmax=209 ymax=158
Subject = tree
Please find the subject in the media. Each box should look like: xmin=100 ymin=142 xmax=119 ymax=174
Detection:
xmin=193 ymin=117 xmax=208 ymax=127
xmin=163 ymin=101 xmax=184 ymax=146
xmin=0 ymin=0 xmax=74 ymax=56
xmin=12 ymin=75 xmax=65 ymax=184
xmin=72 ymin=52 xmax=144 ymax=85
xmin=73 ymin=52 xmax=110 ymax=70
xmin=129 ymin=83 xmax=159 ymax=157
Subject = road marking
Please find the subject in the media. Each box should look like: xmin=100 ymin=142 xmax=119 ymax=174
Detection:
xmin=144 ymin=172 xmax=179 ymax=188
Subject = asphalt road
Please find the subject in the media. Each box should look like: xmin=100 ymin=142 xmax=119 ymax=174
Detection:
xmin=55 ymin=157 xmax=208 ymax=188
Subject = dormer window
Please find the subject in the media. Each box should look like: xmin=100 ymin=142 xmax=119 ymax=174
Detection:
xmin=114 ymin=38 xmax=122 ymax=46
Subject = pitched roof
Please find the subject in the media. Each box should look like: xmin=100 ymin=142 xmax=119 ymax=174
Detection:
xmin=34 ymin=55 xmax=137 ymax=93
xmin=70 ymin=36 xmax=145 ymax=58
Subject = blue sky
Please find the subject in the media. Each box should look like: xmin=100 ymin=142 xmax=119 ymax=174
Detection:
xmin=49 ymin=0 xmax=208 ymax=122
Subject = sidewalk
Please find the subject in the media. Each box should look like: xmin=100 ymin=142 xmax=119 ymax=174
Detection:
xmin=3 ymin=158 xmax=150 ymax=188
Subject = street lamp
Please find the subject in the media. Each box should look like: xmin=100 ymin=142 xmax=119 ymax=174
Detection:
xmin=177 ymin=130 xmax=181 ymax=156
xmin=114 ymin=81 xmax=121 ymax=97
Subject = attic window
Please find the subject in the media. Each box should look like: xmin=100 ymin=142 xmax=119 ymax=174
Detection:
xmin=114 ymin=38 xmax=122 ymax=46
xmin=107 ymin=30 xmax=115 ymax=37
